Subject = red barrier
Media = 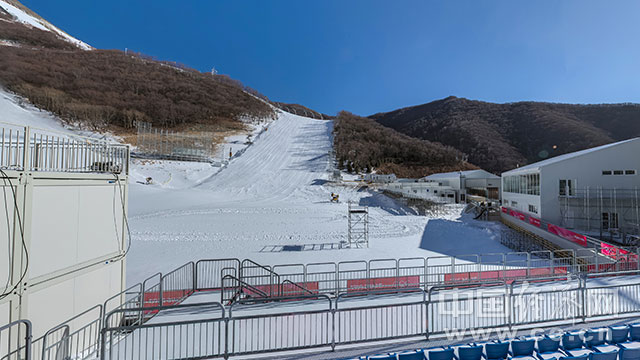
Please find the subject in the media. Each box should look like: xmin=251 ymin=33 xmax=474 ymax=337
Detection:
xmin=243 ymin=282 xmax=320 ymax=298
xmin=509 ymin=209 xmax=526 ymax=221
xmin=444 ymin=267 xmax=568 ymax=283
xmin=347 ymin=276 xmax=420 ymax=292
xmin=529 ymin=217 xmax=541 ymax=227
xmin=547 ymin=223 xmax=588 ymax=247
xmin=142 ymin=290 xmax=194 ymax=315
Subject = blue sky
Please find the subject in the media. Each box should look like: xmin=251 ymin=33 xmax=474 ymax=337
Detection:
xmin=21 ymin=0 xmax=640 ymax=115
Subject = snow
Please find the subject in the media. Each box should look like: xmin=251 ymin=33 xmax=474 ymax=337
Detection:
xmin=0 ymin=0 xmax=92 ymax=50
xmin=126 ymin=111 xmax=514 ymax=286
xmin=0 ymin=88 xmax=121 ymax=143
xmin=0 ymin=88 xmax=72 ymax=133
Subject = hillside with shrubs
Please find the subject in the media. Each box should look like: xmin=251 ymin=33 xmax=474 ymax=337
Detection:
xmin=333 ymin=111 xmax=475 ymax=178
xmin=0 ymin=6 xmax=274 ymax=132
xmin=372 ymin=96 xmax=640 ymax=173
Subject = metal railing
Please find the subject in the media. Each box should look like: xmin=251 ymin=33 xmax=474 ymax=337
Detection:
xmin=0 ymin=320 xmax=32 ymax=360
xmin=101 ymin=302 xmax=226 ymax=360
xmin=98 ymin=273 xmax=640 ymax=359
xmin=0 ymin=122 xmax=129 ymax=174
xmin=39 ymin=305 xmax=103 ymax=360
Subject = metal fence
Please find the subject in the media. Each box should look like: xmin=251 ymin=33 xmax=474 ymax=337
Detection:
xmin=0 ymin=121 xmax=129 ymax=174
xmin=134 ymin=121 xmax=217 ymax=163
xmin=97 ymin=274 xmax=640 ymax=359
xmin=101 ymin=302 xmax=226 ymax=360
xmin=7 ymin=246 xmax=640 ymax=360
xmin=0 ymin=320 xmax=32 ymax=360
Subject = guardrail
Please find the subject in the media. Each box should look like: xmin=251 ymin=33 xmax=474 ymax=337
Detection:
xmin=7 ymin=248 xmax=640 ymax=360
xmin=0 ymin=122 xmax=129 ymax=174
xmin=0 ymin=320 xmax=32 ymax=360
xmin=98 ymin=274 xmax=640 ymax=359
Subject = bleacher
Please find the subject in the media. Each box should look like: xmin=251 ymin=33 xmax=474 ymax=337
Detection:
xmin=346 ymin=323 xmax=640 ymax=360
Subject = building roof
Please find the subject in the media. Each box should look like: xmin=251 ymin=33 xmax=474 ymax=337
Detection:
xmin=423 ymin=169 xmax=499 ymax=180
xmin=502 ymin=138 xmax=640 ymax=175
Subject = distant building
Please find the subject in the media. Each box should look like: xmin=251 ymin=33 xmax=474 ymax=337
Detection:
xmin=501 ymin=138 xmax=640 ymax=245
xmin=364 ymin=173 xmax=397 ymax=184
xmin=421 ymin=169 xmax=501 ymax=203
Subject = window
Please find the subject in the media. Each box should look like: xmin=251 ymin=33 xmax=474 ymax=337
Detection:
xmin=602 ymin=170 xmax=612 ymax=175
xmin=504 ymin=173 xmax=540 ymax=195
xmin=626 ymin=170 xmax=636 ymax=175
xmin=511 ymin=201 xmax=518 ymax=206
xmin=614 ymin=170 xmax=624 ymax=175
xmin=602 ymin=212 xmax=619 ymax=230
xmin=528 ymin=204 xmax=538 ymax=214
xmin=559 ymin=179 xmax=576 ymax=196
xmin=559 ymin=180 xmax=567 ymax=196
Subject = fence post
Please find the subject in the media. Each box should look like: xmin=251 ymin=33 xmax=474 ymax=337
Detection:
xmin=192 ymin=262 xmax=197 ymax=292
xmin=581 ymin=275 xmax=587 ymax=323
xmin=224 ymin=317 xmax=230 ymax=360
xmin=331 ymin=307 xmax=336 ymax=351
xmin=159 ymin=276 xmax=164 ymax=307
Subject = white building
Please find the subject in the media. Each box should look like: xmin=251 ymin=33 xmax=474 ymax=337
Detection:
xmin=0 ymin=123 xmax=129 ymax=354
xmin=501 ymin=138 xmax=640 ymax=244
xmin=363 ymin=173 xmax=397 ymax=184
xmin=422 ymin=169 xmax=501 ymax=203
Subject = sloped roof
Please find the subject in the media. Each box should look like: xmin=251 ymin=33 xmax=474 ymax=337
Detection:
xmin=424 ymin=169 xmax=499 ymax=180
xmin=502 ymin=138 xmax=640 ymax=175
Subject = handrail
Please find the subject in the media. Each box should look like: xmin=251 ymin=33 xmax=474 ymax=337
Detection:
xmin=240 ymin=258 xmax=281 ymax=294
xmin=222 ymin=274 xmax=269 ymax=304
xmin=279 ymin=279 xmax=314 ymax=296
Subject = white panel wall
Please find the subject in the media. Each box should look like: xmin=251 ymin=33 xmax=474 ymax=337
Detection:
xmin=29 ymin=182 xmax=123 ymax=279
xmin=26 ymin=261 xmax=122 ymax=339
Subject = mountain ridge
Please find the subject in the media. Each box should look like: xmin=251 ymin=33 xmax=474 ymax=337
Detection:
xmin=370 ymin=96 xmax=640 ymax=174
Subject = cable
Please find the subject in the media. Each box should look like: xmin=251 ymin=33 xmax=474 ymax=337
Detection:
xmin=110 ymin=172 xmax=132 ymax=262
xmin=0 ymin=171 xmax=14 ymax=296
xmin=0 ymin=168 xmax=28 ymax=301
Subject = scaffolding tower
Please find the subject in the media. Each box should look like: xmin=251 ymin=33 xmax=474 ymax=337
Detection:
xmin=348 ymin=202 xmax=369 ymax=248
xmin=559 ymin=187 xmax=640 ymax=245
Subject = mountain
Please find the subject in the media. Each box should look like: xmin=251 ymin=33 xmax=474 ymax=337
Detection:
xmin=333 ymin=111 xmax=475 ymax=178
xmin=370 ymin=96 xmax=640 ymax=174
xmin=0 ymin=0 xmax=274 ymax=134
xmin=0 ymin=0 xmax=91 ymax=49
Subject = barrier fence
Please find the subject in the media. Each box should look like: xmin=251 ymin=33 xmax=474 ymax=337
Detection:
xmin=96 ymin=275 xmax=640 ymax=359
xmin=7 ymin=248 xmax=640 ymax=360
xmin=0 ymin=320 xmax=32 ymax=360
xmin=0 ymin=121 xmax=129 ymax=174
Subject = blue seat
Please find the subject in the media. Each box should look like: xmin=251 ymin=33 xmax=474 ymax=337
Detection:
xmin=562 ymin=332 xmax=592 ymax=358
xmin=428 ymin=348 xmax=454 ymax=360
xmin=620 ymin=347 xmax=640 ymax=360
xmin=585 ymin=329 xmax=607 ymax=348
xmin=398 ymin=350 xmax=425 ymax=360
xmin=457 ymin=345 xmax=483 ymax=360
xmin=589 ymin=351 xmax=618 ymax=360
xmin=485 ymin=342 xmax=510 ymax=359
xmin=559 ymin=355 xmax=589 ymax=360
xmin=609 ymin=325 xmax=630 ymax=344
xmin=630 ymin=324 xmax=640 ymax=342
xmin=369 ymin=355 xmax=397 ymax=360
xmin=511 ymin=338 xmax=536 ymax=358
xmin=537 ymin=335 xmax=567 ymax=360
xmin=562 ymin=332 xmax=585 ymax=351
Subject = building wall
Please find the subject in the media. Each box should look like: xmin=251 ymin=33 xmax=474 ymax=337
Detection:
xmin=542 ymin=141 xmax=640 ymax=226
xmin=0 ymin=171 xmax=128 ymax=341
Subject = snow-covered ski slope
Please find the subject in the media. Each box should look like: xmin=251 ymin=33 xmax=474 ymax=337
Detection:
xmin=0 ymin=0 xmax=91 ymax=49
xmin=127 ymin=111 xmax=513 ymax=285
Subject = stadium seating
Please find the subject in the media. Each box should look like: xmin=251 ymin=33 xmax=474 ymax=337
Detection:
xmin=347 ymin=322 xmax=640 ymax=360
